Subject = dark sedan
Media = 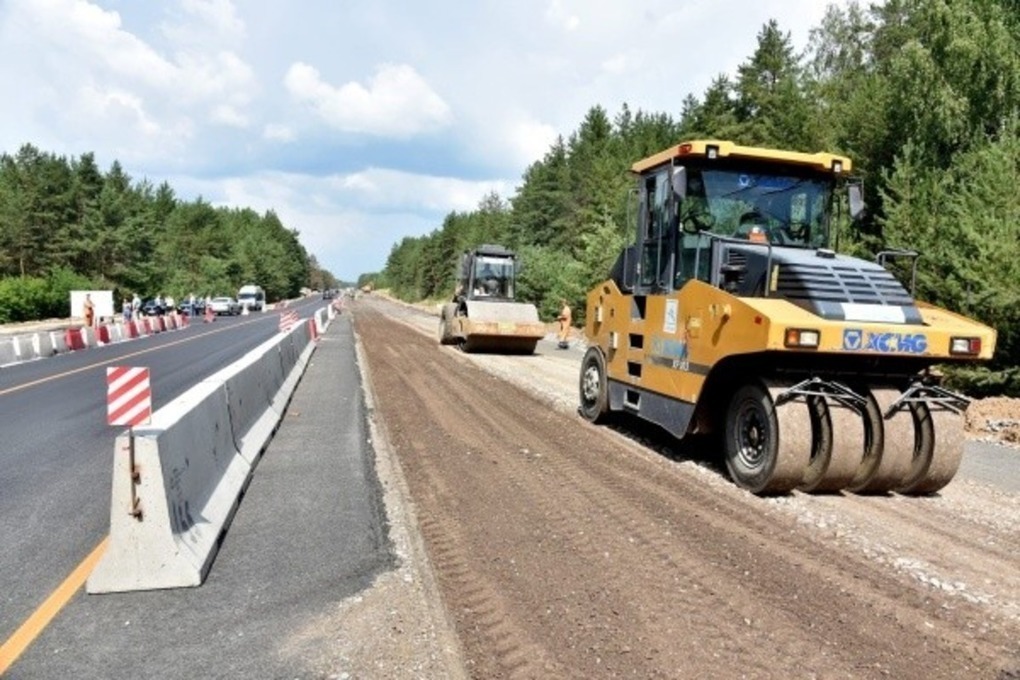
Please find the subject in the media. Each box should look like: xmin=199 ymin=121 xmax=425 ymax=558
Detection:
xmin=141 ymin=299 xmax=168 ymax=316
xmin=177 ymin=299 xmax=206 ymax=316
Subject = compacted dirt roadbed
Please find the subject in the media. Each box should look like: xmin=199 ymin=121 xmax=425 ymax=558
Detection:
xmin=355 ymin=301 xmax=1020 ymax=679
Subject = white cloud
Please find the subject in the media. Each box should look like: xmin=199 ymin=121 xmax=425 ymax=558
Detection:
xmin=0 ymin=0 xmax=870 ymax=280
xmin=504 ymin=118 xmax=560 ymax=169
xmin=262 ymin=124 xmax=295 ymax=142
xmin=0 ymin=0 xmax=257 ymax=162
xmin=167 ymin=167 xmax=511 ymax=278
xmin=601 ymin=53 xmax=632 ymax=76
xmin=282 ymin=209 xmax=437 ymax=281
xmin=175 ymin=168 xmax=512 ymax=230
xmin=170 ymin=0 xmax=245 ymax=46
xmin=545 ymin=0 xmax=581 ymax=31
xmin=284 ymin=62 xmax=452 ymax=137
xmin=211 ymin=104 xmax=247 ymax=128
xmin=174 ymin=51 xmax=256 ymax=104
xmin=27 ymin=0 xmax=178 ymax=87
xmin=331 ymin=168 xmax=513 ymax=213
xmin=77 ymin=85 xmax=162 ymax=136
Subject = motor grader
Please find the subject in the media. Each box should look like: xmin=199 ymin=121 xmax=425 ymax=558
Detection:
xmin=579 ymin=140 xmax=997 ymax=495
xmin=438 ymin=244 xmax=546 ymax=354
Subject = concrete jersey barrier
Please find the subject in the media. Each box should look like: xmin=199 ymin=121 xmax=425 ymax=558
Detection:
xmin=0 ymin=337 xmax=20 ymax=366
xmin=0 ymin=311 xmax=193 ymax=368
xmin=88 ymin=307 xmax=326 ymax=593
xmin=87 ymin=380 xmax=250 ymax=592
xmin=209 ymin=333 xmax=291 ymax=466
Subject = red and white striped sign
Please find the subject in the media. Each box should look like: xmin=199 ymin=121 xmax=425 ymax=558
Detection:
xmin=279 ymin=310 xmax=299 ymax=333
xmin=107 ymin=366 xmax=152 ymax=426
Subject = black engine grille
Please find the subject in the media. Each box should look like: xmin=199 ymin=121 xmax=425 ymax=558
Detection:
xmin=776 ymin=261 xmax=913 ymax=306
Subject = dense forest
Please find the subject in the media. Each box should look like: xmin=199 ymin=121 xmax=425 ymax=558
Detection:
xmin=0 ymin=147 xmax=338 ymax=322
xmin=377 ymin=0 xmax=1020 ymax=395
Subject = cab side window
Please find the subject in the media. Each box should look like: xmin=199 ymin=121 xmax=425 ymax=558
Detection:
xmin=639 ymin=171 xmax=671 ymax=289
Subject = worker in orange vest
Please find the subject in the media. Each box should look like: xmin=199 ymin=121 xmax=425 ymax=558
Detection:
xmin=557 ymin=299 xmax=572 ymax=349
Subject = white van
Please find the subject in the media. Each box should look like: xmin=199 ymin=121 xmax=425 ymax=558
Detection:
xmin=237 ymin=284 xmax=265 ymax=312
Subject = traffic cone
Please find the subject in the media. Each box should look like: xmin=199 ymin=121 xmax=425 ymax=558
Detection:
xmin=242 ymin=304 xmax=249 ymax=316
xmin=204 ymin=304 xmax=214 ymax=323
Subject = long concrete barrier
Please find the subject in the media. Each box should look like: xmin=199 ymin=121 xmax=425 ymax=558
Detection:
xmin=216 ymin=341 xmax=286 ymax=466
xmin=314 ymin=307 xmax=327 ymax=335
xmin=0 ymin=330 xmax=64 ymax=364
xmin=88 ymin=315 xmax=318 ymax=593
xmin=1 ymin=308 xmax=193 ymax=368
xmin=33 ymin=331 xmax=54 ymax=359
xmin=87 ymin=381 xmax=251 ymax=593
xmin=278 ymin=326 xmax=301 ymax=376
xmin=49 ymin=330 xmax=67 ymax=355
xmin=51 ymin=330 xmax=68 ymax=354
xmin=0 ymin=337 xmax=18 ymax=366
xmin=274 ymin=322 xmax=312 ymax=413
xmin=297 ymin=313 xmax=317 ymax=369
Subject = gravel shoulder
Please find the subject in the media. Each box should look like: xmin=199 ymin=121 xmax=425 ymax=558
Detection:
xmin=353 ymin=295 xmax=1020 ymax=679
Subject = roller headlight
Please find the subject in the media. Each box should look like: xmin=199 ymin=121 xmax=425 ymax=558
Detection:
xmin=950 ymin=337 xmax=981 ymax=355
xmin=784 ymin=328 xmax=819 ymax=348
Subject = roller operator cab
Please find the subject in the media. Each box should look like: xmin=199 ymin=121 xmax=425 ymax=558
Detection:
xmin=437 ymin=244 xmax=546 ymax=354
xmin=580 ymin=140 xmax=997 ymax=496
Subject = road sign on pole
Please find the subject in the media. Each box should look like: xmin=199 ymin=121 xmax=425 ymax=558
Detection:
xmin=107 ymin=366 xmax=152 ymax=427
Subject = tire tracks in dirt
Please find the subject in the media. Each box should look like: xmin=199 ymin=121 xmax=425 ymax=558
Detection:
xmin=356 ymin=301 xmax=1020 ymax=679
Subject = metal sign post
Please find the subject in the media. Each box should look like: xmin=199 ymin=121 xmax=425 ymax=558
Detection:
xmin=107 ymin=367 xmax=152 ymax=520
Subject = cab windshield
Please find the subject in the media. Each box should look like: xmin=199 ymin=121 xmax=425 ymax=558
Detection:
xmin=472 ymin=256 xmax=515 ymax=298
xmin=686 ymin=167 xmax=835 ymax=249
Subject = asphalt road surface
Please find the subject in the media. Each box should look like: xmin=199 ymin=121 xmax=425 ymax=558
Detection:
xmin=3 ymin=301 xmax=397 ymax=676
xmin=4 ymin=310 xmax=411 ymax=678
xmin=2 ymin=310 xmax=279 ymax=641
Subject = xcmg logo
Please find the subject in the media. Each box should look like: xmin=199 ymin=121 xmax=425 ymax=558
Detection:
xmin=843 ymin=329 xmax=928 ymax=354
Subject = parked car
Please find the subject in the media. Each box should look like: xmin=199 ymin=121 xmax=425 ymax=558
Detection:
xmin=177 ymin=298 xmax=206 ymax=316
xmin=141 ymin=299 xmax=167 ymax=316
xmin=209 ymin=297 xmax=241 ymax=316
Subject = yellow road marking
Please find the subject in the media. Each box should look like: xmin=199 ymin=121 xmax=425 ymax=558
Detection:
xmin=0 ymin=315 xmax=275 ymax=398
xmin=0 ymin=537 xmax=109 ymax=675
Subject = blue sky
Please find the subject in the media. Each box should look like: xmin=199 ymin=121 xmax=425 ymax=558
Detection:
xmin=0 ymin=0 xmax=854 ymax=282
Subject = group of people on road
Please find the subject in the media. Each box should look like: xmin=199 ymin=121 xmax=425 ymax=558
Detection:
xmin=83 ymin=292 xmax=205 ymax=326
xmin=114 ymin=293 xmax=212 ymax=324
xmin=116 ymin=294 xmax=146 ymax=324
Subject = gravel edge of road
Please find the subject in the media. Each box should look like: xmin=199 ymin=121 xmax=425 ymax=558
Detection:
xmin=342 ymin=326 xmax=469 ymax=678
